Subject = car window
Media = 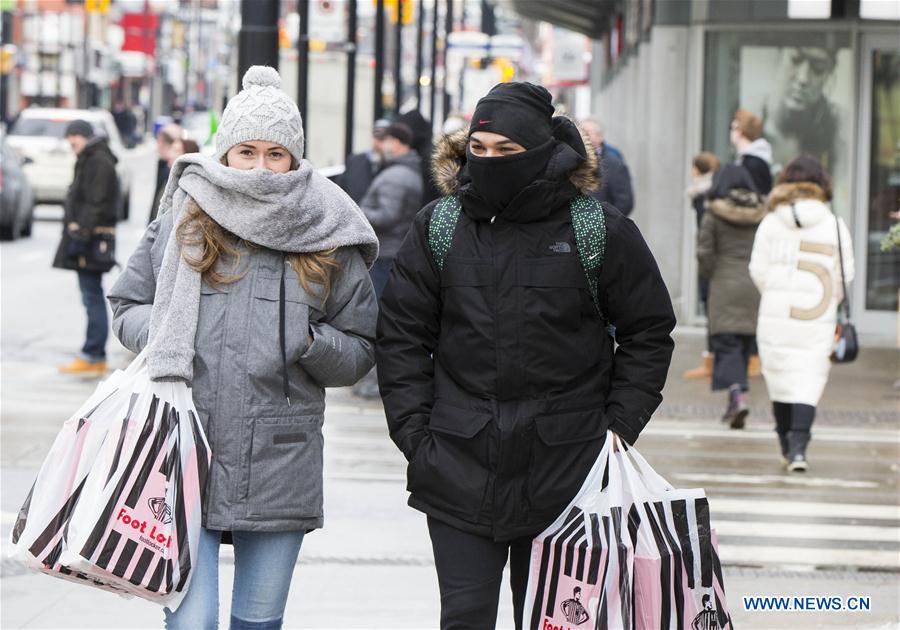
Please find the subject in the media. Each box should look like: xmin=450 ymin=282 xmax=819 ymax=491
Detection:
xmin=9 ymin=117 xmax=103 ymax=138
xmin=9 ymin=118 xmax=71 ymax=138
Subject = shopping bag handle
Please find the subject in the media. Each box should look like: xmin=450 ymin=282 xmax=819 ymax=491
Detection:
xmin=620 ymin=439 xmax=674 ymax=493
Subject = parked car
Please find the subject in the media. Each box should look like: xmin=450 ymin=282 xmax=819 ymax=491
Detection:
xmin=6 ymin=107 xmax=132 ymax=221
xmin=0 ymin=135 xmax=36 ymax=240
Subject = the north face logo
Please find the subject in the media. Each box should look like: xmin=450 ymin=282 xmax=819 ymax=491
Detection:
xmin=148 ymin=497 xmax=172 ymax=524
xmin=549 ymin=241 xmax=572 ymax=254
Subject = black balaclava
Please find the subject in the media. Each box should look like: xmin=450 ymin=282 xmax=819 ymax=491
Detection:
xmin=465 ymin=82 xmax=557 ymax=214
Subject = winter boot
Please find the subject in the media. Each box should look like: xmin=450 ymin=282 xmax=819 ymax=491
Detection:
xmin=58 ymin=357 xmax=107 ymax=376
xmin=721 ymin=384 xmax=749 ymax=429
xmin=748 ymin=354 xmax=762 ymax=378
xmin=776 ymin=432 xmax=790 ymax=465
xmin=683 ymin=353 xmax=713 ymax=380
xmin=785 ymin=430 xmax=810 ymax=472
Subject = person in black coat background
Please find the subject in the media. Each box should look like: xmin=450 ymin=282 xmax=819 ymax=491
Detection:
xmin=730 ymin=108 xmax=773 ymax=196
xmin=582 ymin=116 xmax=634 ymax=216
xmin=376 ymin=83 xmax=675 ymax=629
xmin=54 ymin=120 xmax=120 ymax=375
xmin=337 ymin=118 xmax=389 ymax=203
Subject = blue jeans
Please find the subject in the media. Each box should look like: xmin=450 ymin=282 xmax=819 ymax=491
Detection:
xmin=164 ymin=527 xmax=305 ymax=630
xmin=77 ymin=271 xmax=108 ymax=362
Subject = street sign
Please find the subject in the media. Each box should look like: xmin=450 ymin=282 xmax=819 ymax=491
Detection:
xmin=86 ymin=0 xmax=111 ymax=14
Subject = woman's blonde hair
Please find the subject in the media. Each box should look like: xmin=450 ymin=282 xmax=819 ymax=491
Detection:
xmin=176 ymin=197 xmax=340 ymax=302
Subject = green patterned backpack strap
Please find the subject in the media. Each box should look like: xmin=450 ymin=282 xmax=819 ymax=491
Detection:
xmin=569 ymin=194 xmax=607 ymax=317
xmin=428 ymin=195 xmax=462 ymax=271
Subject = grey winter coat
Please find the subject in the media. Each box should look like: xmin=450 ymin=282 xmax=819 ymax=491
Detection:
xmin=107 ymin=212 xmax=377 ymax=532
xmin=697 ymin=195 xmax=766 ymax=336
xmin=358 ymin=151 xmax=423 ymax=258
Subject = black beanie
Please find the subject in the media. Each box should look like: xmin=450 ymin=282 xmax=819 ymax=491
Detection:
xmin=64 ymin=119 xmax=94 ymax=138
xmin=469 ymin=82 xmax=554 ymax=149
xmin=384 ymin=122 xmax=414 ymax=146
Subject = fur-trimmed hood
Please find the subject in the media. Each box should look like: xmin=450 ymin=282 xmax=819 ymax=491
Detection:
xmin=431 ymin=116 xmax=599 ymax=197
xmin=768 ymin=181 xmax=832 ymax=229
xmin=767 ymin=181 xmax=829 ymax=210
xmin=707 ymin=194 xmax=767 ymax=226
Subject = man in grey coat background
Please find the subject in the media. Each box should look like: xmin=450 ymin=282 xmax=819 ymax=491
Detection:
xmin=355 ymin=121 xmax=423 ymax=399
xmin=359 ymin=121 xmax=424 ymax=297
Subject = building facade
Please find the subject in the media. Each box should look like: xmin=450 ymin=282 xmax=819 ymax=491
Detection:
xmin=515 ymin=0 xmax=899 ymax=344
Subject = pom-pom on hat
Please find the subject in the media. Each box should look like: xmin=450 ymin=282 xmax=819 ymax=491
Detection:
xmin=214 ymin=66 xmax=305 ymax=165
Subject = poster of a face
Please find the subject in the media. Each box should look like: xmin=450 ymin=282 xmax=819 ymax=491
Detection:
xmin=739 ymin=43 xmax=853 ymax=216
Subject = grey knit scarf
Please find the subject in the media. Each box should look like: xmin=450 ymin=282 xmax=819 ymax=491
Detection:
xmin=147 ymin=153 xmax=379 ymax=381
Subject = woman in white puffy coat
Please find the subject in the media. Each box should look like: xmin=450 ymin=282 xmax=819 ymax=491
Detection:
xmin=749 ymin=156 xmax=854 ymax=472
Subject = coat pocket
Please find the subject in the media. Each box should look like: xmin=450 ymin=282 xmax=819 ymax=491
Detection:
xmin=407 ymin=402 xmax=493 ymax=518
xmin=527 ymin=407 xmax=606 ymax=517
xmin=246 ymin=276 xmax=322 ymax=405
xmin=245 ymin=416 xmax=323 ymax=520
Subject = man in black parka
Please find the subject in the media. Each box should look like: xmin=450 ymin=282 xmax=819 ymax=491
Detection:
xmin=54 ymin=120 xmax=119 ymax=375
xmin=376 ymin=83 xmax=675 ymax=629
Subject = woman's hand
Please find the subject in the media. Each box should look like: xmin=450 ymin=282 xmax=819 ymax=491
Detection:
xmin=610 ymin=432 xmax=623 ymax=453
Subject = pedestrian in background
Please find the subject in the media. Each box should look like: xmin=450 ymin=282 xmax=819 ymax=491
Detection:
xmin=582 ymin=116 xmax=634 ymax=216
xmin=730 ymin=108 xmax=773 ymax=195
xmin=337 ymin=118 xmax=390 ymax=203
xmin=54 ymin=120 xmax=119 ymax=376
xmin=148 ymin=123 xmax=183 ymax=224
xmin=697 ymin=163 xmax=766 ymax=428
xmin=111 ymin=99 xmax=138 ymax=148
xmin=684 ymin=151 xmax=720 ymax=380
xmin=397 ymin=109 xmax=442 ymax=206
xmin=376 ymin=82 xmax=675 ymax=629
xmin=750 ymin=155 xmax=854 ymax=472
xmin=107 ymin=66 xmax=379 ymax=630
xmin=358 ymin=121 xmax=423 ymax=298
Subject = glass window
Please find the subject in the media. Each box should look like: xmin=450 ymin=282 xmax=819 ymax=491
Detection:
xmin=703 ymin=31 xmax=853 ymax=220
xmin=865 ymin=49 xmax=900 ymax=311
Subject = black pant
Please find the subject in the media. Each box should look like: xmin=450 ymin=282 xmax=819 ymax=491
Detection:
xmin=709 ymin=333 xmax=755 ymax=391
xmin=77 ymin=271 xmax=108 ymax=362
xmin=773 ymin=402 xmax=816 ymax=456
xmin=427 ymin=517 xmax=533 ymax=630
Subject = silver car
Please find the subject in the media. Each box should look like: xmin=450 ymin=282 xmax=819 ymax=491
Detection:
xmin=0 ymin=137 xmax=36 ymax=240
xmin=6 ymin=107 xmax=132 ymax=220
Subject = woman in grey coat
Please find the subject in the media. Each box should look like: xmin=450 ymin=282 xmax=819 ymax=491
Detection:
xmin=697 ymin=164 xmax=765 ymax=429
xmin=107 ymin=67 xmax=378 ymax=630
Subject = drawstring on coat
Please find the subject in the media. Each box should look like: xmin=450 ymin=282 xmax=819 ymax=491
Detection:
xmin=280 ymin=256 xmax=291 ymax=405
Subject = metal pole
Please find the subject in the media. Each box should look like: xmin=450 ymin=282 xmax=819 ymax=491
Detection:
xmin=296 ymin=0 xmax=309 ymax=137
xmin=373 ymin=0 xmax=385 ymax=120
xmin=414 ymin=0 xmax=424 ymax=109
xmin=237 ymin=0 xmax=279 ymax=82
xmin=393 ymin=0 xmax=403 ymax=114
xmin=441 ymin=0 xmax=453 ymax=122
xmin=344 ymin=0 xmax=358 ymax=159
xmin=429 ymin=0 xmax=438 ymax=122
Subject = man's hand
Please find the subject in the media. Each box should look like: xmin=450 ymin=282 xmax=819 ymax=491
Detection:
xmin=610 ymin=431 xmax=623 ymax=453
xmin=67 ymin=221 xmax=80 ymax=233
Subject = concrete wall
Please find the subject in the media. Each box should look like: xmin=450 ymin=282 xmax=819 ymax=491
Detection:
xmin=592 ymin=26 xmax=696 ymax=322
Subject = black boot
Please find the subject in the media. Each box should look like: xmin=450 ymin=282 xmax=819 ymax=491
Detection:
xmin=777 ymin=432 xmax=789 ymax=463
xmin=721 ymin=384 xmax=748 ymax=429
xmin=785 ymin=430 xmax=810 ymax=472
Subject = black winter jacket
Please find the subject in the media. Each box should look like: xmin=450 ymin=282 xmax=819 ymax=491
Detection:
xmin=53 ymin=137 xmax=119 ymax=272
xmin=376 ymin=121 xmax=676 ymax=540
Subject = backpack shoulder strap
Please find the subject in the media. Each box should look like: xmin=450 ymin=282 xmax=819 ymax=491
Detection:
xmin=428 ymin=195 xmax=462 ymax=271
xmin=569 ymin=194 xmax=607 ymax=316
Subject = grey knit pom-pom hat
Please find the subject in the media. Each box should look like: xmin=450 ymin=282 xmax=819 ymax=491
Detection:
xmin=214 ymin=66 xmax=305 ymax=164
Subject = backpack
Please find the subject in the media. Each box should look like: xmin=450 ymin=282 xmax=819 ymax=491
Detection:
xmin=427 ymin=194 xmax=608 ymax=317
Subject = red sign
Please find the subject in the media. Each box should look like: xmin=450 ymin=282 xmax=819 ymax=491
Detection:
xmin=121 ymin=12 xmax=159 ymax=57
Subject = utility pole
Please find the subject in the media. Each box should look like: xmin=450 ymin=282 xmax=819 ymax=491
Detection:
xmin=429 ymin=0 xmax=438 ymax=121
xmin=393 ymin=0 xmax=403 ymax=114
xmin=414 ymin=0 xmax=424 ymax=109
xmin=296 ymin=0 xmax=309 ymax=136
xmin=441 ymin=0 xmax=454 ymax=121
xmin=344 ymin=0 xmax=358 ymax=159
xmin=237 ymin=0 xmax=279 ymax=81
xmin=373 ymin=0 xmax=385 ymax=120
